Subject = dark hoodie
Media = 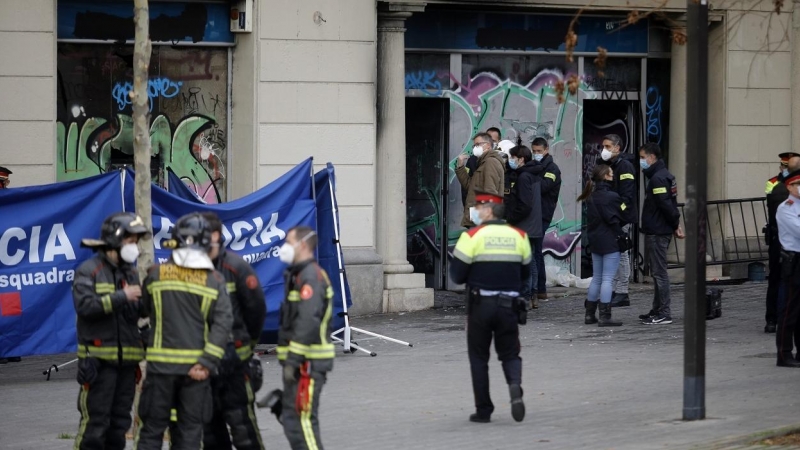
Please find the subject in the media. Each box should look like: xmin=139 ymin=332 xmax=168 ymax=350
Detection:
xmin=505 ymin=161 xmax=543 ymax=238
xmin=640 ymin=159 xmax=681 ymax=235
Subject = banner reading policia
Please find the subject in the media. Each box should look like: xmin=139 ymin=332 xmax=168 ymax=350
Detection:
xmin=0 ymin=159 xmax=352 ymax=357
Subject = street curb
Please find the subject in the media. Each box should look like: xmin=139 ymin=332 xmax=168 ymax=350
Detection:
xmin=687 ymin=424 xmax=800 ymax=449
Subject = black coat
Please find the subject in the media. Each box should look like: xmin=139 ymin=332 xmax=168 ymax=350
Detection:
xmin=597 ymin=153 xmax=638 ymax=223
xmin=537 ymin=154 xmax=561 ymax=227
xmin=505 ymin=161 xmax=543 ymax=238
xmin=586 ymin=182 xmax=626 ymax=255
xmin=640 ymin=159 xmax=681 ymax=236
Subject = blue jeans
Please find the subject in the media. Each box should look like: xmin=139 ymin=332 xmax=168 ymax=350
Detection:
xmin=521 ymin=237 xmax=539 ymax=299
xmin=588 ymin=252 xmax=621 ymax=304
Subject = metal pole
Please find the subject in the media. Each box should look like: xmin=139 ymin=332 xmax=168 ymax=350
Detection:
xmin=683 ymin=0 xmax=708 ymax=421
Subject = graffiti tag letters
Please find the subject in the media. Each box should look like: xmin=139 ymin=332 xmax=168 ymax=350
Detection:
xmin=111 ymin=77 xmax=183 ymax=111
xmin=646 ymin=86 xmax=663 ymax=145
xmin=405 ymin=70 xmax=443 ymax=96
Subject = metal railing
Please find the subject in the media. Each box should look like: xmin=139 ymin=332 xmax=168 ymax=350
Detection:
xmin=663 ymin=197 xmax=768 ymax=269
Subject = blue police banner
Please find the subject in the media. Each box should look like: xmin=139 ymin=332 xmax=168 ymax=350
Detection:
xmin=0 ymin=172 xmax=124 ymax=357
xmin=166 ymin=167 xmax=206 ymax=204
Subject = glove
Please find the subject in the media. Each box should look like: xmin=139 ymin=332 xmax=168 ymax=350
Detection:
xmin=248 ymin=355 xmax=264 ymax=392
xmin=283 ymin=364 xmax=298 ymax=384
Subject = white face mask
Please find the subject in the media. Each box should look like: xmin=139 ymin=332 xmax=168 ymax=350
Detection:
xmin=601 ymin=149 xmax=614 ymax=161
xmin=472 ymin=145 xmax=485 ymax=158
xmin=533 ymin=153 xmax=544 ymax=162
xmin=469 ymin=206 xmax=483 ymax=226
xmin=119 ymin=243 xmax=140 ymax=263
xmin=278 ymin=243 xmax=296 ymax=265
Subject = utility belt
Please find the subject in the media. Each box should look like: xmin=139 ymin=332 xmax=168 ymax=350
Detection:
xmin=468 ymin=288 xmax=527 ymax=325
xmin=780 ymin=250 xmax=800 ymax=281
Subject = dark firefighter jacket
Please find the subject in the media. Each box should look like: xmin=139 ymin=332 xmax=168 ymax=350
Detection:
xmin=586 ymin=182 xmax=627 ymax=255
xmin=277 ymin=259 xmax=335 ymax=373
xmin=640 ymin=159 xmax=681 ymax=236
xmin=213 ymin=249 xmax=267 ymax=361
xmin=505 ymin=161 xmax=543 ymax=239
xmin=597 ymin=153 xmax=638 ymax=223
xmin=537 ymin=154 xmax=562 ymax=227
xmin=140 ymin=262 xmax=233 ymax=375
xmin=73 ymin=253 xmax=145 ymax=365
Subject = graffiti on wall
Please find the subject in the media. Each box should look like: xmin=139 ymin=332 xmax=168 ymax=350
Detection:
xmin=645 ymin=86 xmax=663 ymax=145
xmin=56 ymin=45 xmax=228 ymax=203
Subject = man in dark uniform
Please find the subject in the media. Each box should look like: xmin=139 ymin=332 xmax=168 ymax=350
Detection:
xmin=597 ymin=134 xmax=638 ymax=307
xmin=450 ymin=191 xmax=532 ymax=424
xmin=531 ymin=137 xmax=562 ymax=307
xmin=201 ymin=212 xmax=267 ymax=450
xmin=135 ymin=213 xmax=233 ymax=449
xmin=764 ymin=153 xmax=796 ymax=333
xmin=276 ymin=226 xmax=335 ymax=450
xmin=72 ymin=212 xmax=149 ymax=450
xmin=775 ymin=170 xmax=800 ymax=368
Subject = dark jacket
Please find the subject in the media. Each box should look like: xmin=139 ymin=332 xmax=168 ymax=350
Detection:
xmin=277 ymin=259 xmax=335 ymax=373
xmin=537 ymin=154 xmax=562 ymax=227
xmin=213 ymin=249 xmax=267 ymax=361
xmin=597 ymin=153 xmax=638 ymax=223
xmin=461 ymin=155 xmax=480 ymax=205
xmin=640 ymin=159 xmax=681 ymax=236
xmin=505 ymin=161 xmax=543 ymax=238
xmin=503 ymin=167 xmax=517 ymax=206
xmin=140 ymin=261 xmax=233 ymax=375
xmin=586 ymin=182 xmax=626 ymax=255
xmin=73 ymin=253 xmax=144 ymax=365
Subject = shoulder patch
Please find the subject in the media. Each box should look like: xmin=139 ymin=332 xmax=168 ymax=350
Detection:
xmin=620 ymin=173 xmax=635 ymax=181
xmin=544 ymin=172 xmax=557 ymax=181
xmin=787 ymin=199 xmax=795 ymax=206
xmin=300 ymin=284 xmax=314 ymax=300
xmin=769 ymin=176 xmax=779 ymax=183
xmin=653 ymin=187 xmax=668 ymax=194
xmin=466 ymin=225 xmax=486 ymax=237
xmin=245 ymin=275 xmax=260 ymax=290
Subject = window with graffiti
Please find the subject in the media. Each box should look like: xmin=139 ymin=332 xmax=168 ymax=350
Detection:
xmin=56 ymin=44 xmax=229 ymax=203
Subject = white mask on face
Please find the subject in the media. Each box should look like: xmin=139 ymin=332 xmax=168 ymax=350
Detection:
xmin=472 ymin=145 xmax=484 ymax=158
xmin=601 ymin=149 xmax=613 ymax=161
xmin=469 ymin=207 xmax=483 ymax=226
xmin=278 ymin=243 xmax=295 ymax=265
xmin=120 ymin=243 xmax=140 ymax=263
xmin=533 ymin=153 xmax=544 ymax=162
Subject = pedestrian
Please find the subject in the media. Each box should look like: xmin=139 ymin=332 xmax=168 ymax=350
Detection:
xmin=530 ymin=137 xmax=562 ymax=306
xmin=450 ymin=191 xmax=531 ymax=424
xmin=506 ymin=145 xmax=543 ymax=310
xmin=200 ymin=212 xmax=267 ymax=450
xmin=764 ymin=153 xmax=797 ymax=333
xmin=462 ymin=128 xmax=503 ymax=205
xmin=276 ymin=226 xmax=335 ymax=450
xmin=637 ymin=143 xmax=684 ymax=325
xmin=774 ymin=169 xmax=800 ymax=368
xmin=578 ymin=165 xmax=629 ymax=327
xmin=134 ymin=213 xmax=233 ymax=450
xmin=0 ymin=165 xmax=22 ymax=365
xmin=596 ymin=134 xmax=638 ymax=307
xmin=498 ymin=139 xmax=518 ymax=206
xmin=456 ymin=133 xmax=505 ymax=228
xmin=72 ymin=212 xmax=149 ymax=450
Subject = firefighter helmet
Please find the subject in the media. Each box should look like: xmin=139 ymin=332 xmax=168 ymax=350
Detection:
xmin=82 ymin=212 xmax=149 ymax=249
xmin=172 ymin=213 xmax=212 ymax=252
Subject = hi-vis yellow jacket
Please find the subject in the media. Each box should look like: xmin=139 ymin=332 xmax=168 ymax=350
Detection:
xmin=277 ymin=260 xmax=335 ymax=373
xmin=140 ymin=262 xmax=232 ymax=375
xmin=450 ymin=220 xmax=532 ymax=291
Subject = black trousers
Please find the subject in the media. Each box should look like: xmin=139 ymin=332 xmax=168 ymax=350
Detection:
xmin=203 ymin=360 xmax=264 ymax=450
xmin=134 ymin=374 xmax=212 ymax=450
xmin=74 ymin=362 xmax=137 ymax=450
xmin=467 ymin=297 xmax=522 ymax=419
xmin=766 ymin=239 xmax=781 ymax=324
xmin=777 ymin=278 xmax=800 ymax=359
xmin=282 ymin=371 xmax=326 ymax=450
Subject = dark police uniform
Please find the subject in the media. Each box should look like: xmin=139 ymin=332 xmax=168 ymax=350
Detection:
xmin=450 ymin=192 xmax=532 ymax=423
xmin=72 ymin=213 xmax=148 ymax=450
xmin=775 ymin=170 xmax=800 ymax=368
xmin=765 ymin=161 xmax=790 ymax=333
xmin=203 ymin=248 xmax=267 ymax=450
xmin=277 ymin=259 xmax=335 ymax=450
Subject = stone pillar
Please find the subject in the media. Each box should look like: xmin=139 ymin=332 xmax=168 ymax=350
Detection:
xmin=668 ymin=20 xmax=688 ymax=203
xmin=375 ymin=1 xmax=433 ymax=312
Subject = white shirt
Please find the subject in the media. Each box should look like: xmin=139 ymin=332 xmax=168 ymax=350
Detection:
xmin=776 ymin=194 xmax=800 ymax=252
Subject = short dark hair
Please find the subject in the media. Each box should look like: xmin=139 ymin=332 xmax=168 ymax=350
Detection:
xmin=290 ymin=226 xmax=318 ymax=251
xmin=472 ymin=132 xmax=492 ymax=144
xmin=488 ymin=203 xmax=505 ymax=219
xmin=531 ymin=137 xmax=549 ymax=149
xmin=200 ymin=212 xmax=223 ymax=234
xmin=486 ymin=127 xmax=501 ymax=137
xmin=509 ymin=145 xmax=532 ymax=163
xmin=603 ymin=134 xmax=622 ymax=148
xmin=639 ymin=142 xmax=662 ymax=160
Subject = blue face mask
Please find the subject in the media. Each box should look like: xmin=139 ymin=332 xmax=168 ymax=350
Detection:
xmin=508 ymin=158 xmax=519 ymax=170
xmin=533 ymin=153 xmax=544 ymax=162
xmin=640 ymin=158 xmax=650 ymax=170
xmin=783 ymin=169 xmax=790 ymax=178
xmin=469 ymin=207 xmax=483 ymax=226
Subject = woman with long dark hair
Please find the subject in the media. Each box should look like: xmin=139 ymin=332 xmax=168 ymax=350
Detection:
xmin=577 ymin=164 xmax=628 ymax=326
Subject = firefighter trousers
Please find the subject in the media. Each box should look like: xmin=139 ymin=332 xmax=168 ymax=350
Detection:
xmin=282 ymin=371 xmax=326 ymax=450
xmin=73 ymin=362 xmax=137 ymax=450
xmin=134 ymin=374 xmax=212 ymax=450
xmin=203 ymin=360 xmax=264 ymax=450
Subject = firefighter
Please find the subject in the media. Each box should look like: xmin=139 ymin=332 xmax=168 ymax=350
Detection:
xmin=201 ymin=212 xmax=267 ymax=450
xmin=276 ymin=226 xmax=335 ymax=450
xmin=134 ymin=213 xmax=233 ymax=449
xmin=450 ymin=191 xmax=532 ymax=424
xmin=764 ymin=153 xmax=795 ymax=333
xmin=775 ymin=170 xmax=800 ymax=368
xmin=72 ymin=212 xmax=150 ymax=450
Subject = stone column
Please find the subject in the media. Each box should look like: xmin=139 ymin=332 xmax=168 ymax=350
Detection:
xmin=668 ymin=19 xmax=688 ymax=203
xmin=376 ymin=1 xmax=433 ymax=312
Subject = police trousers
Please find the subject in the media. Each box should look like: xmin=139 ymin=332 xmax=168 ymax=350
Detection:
xmin=134 ymin=374 xmax=212 ymax=450
xmin=467 ymin=295 xmax=522 ymax=419
xmin=203 ymin=359 xmax=264 ymax=450
xmin=73 ymin=361 xmax=137 ymax=450
xmin=766 ymin=236 xmax=782 ymax=324
xmin=777 ymin=261 xmax=800 ymax=359
xmin=282 ymin=370 xmax=326 ymax=450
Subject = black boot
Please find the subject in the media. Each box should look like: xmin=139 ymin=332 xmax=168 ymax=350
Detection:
xmin=598 ymin=303 xmax=622 ymax=327
xmin=764 ymin=321 xmax=777 ymax=333
xmin=610 ymin=293 xmax=630 ymax=307
xmin=585 ymin=300 xmax=598 ymax=324
xmin=777 ymin=352 xmax=800 ymax=368
xmin=509 ymin=384 xmax=525 ymax=422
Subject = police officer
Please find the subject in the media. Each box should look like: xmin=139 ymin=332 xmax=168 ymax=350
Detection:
xmin=450 ymin=191 xmax=532 ymax=424
xmin=276 ymin=226 xmax=335 ymax=450
xmin=764 ymin=153 xmax=796 ymax=333
xmin=597 ymin=134 xmax=637 ymax=307
xmin=72 ymin=212 xmax=149 ymax=450
xmin=201 ymin=212 xmax=267 ymax=450
xmin=0 ymin=165 xmax=11 ymax=189
xmin=135 ymin=213 xmax=233 ymax=449
xmin=775 ymin=170 xmax=800 ymax=368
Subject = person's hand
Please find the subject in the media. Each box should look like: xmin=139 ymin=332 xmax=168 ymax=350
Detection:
xmin=457 ymin=154 xmax=469 ymax=167
xmin=283 ymin=364 xmax=298 ymax=384
xmin=675 ymin=226 xmax=686 ymax=240
xmin=124 ymin=285 xmax=142 ymax=301
xmin=188 ymin=364 xmax=210 ymax=381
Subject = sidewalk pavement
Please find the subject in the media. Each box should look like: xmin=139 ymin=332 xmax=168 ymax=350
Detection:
xmin=1 ymin=281 xmax=798 ymax=449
